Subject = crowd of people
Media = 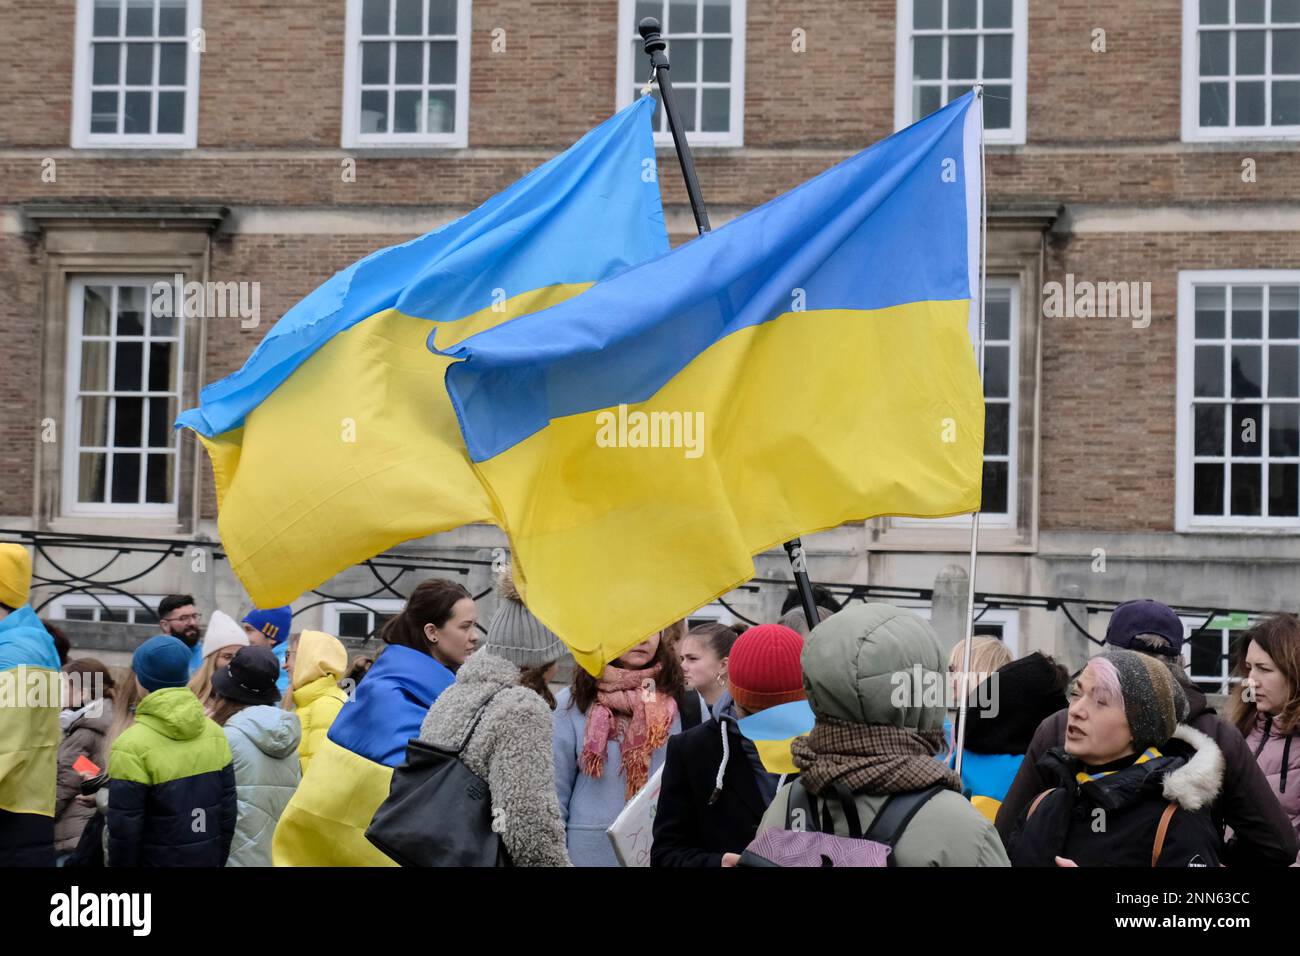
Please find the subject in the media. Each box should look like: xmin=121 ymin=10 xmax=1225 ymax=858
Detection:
xmin=1 ymin=540 xmax=1298 ymax=868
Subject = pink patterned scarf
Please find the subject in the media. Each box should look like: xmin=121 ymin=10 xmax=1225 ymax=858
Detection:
xmin=580 ymin=663 xmax=678 ymax=799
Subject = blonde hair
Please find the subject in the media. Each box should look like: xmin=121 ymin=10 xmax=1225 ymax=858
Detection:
xmin=107 ymin=666 xmax=144 ymax=748
xmin=948 ymin=636 xmax=1012 ymax=677
xmin=187 ymin=651 xmax=221 ymax=712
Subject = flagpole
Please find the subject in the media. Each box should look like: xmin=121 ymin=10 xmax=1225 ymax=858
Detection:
xmin=638 ymin=16 xmax=822 ymax=634
xmin=953 ymin=86 xmax=987 ymax=779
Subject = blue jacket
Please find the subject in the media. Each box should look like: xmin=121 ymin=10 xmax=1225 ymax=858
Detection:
xmin=273 ymin=640 xmax=290 ymax=695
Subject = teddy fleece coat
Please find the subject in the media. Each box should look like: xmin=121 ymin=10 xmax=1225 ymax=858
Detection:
xmin=418 ymin=650 xmax=570 ymax=866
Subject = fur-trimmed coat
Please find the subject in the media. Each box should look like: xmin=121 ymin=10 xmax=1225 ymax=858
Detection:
xmin=418 ymin=650 xmax=570 ymax=867
xmin=1007 ymin=724 xmax=1226 ymax=867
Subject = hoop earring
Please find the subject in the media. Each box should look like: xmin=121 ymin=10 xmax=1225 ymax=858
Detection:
xmin=715 ymin=673 xmax=726 ymax=688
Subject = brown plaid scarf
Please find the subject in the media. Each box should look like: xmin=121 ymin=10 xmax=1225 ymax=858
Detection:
xmin=790 ymin=717 xmax=963 ymax=795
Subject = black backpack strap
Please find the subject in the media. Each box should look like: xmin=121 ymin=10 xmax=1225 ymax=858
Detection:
xmin=862 ymin=784 xmax=946 ymax=849
xmin=785 ymin=779 xmax=819 ymax=831
xmin=784 ymin=780 xmax=865 ymax=838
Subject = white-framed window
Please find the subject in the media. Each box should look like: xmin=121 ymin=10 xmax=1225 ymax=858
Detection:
xmin=893 ymin=0 xmax=1028 ymax=144
xmin=1182 ymin=0 xmax=1300 ymax=141
xmin=49 ymin=593 xmax=162 ymax=625
xmin=1177 ymin=613 xmax=1257 ymax=694
xmin=616 ymin=0 xmax=747 ymax=147
xmin=896 ymin=279 xmax=1019 ymax=527
xmin=685 ymin=602 xmax=737 ymax=630
xmin=341 ymin=0 xmax=471 ymax=148
xmin=906 ymin=603 xmax=1021 ymax=657
xmin=63 ymin=277 xmax=185 ymax=516
xmin=324 ymin=599 xmax=404 ymax=639
xmin=71 ymin=0 xmax=202 ymax=148
xmin=1176 ymin=270 xmax=1300 ymax=530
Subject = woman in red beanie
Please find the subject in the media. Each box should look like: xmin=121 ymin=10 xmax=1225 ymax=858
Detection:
xmin=651 ymin=623 xmax=807 ymax=867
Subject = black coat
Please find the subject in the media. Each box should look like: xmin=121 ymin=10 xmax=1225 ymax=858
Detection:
xmin=651 ymin=716 xmax=773 ymax=867
xmin=1007 ymin=731 xmax=1223 ymax=867
xmin=995 ymin=680 xmax=1299 ymax=867
xmin=107 ymin=764 xmax=236 ymax=867
xmin=0 ymin=809 xmax=55 ymax=866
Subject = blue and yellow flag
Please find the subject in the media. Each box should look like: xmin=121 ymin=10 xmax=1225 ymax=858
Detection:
xmin=0 ymin=607 xmax=61 ymax=820
xmin=440 ymin=93 xmax=986 ymax=675
xmin=738 ymin=700 xmax=817 ymax=775
xmin=177 ymin=98 xmax=667 ymax=607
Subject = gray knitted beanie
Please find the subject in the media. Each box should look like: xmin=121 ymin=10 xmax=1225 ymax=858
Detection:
xmin=481 ymin=567 xmax=566 ymax=669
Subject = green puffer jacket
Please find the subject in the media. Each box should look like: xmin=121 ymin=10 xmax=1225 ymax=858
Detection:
xmin=756 ymin=604 xmax=1009 ymax=867
xmin=107 ymin=686 xmax=237 ymax=867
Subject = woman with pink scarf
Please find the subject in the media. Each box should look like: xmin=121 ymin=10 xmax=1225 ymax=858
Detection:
xmin=552 ymin=623 xmax=702 ymax=866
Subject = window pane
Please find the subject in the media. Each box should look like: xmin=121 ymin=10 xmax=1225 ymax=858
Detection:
xmin=701 ymin=87 xmax=729 ymax=131
xmin=123 ymin=90 xmax=151 ymax=133
xmin=702 ymin=38 xmax=730 ymax=81
xmin=1233 ymin=286 xmax=1263 ymax=338
xmin=985 ymin=294 xmax=1011 ymax=340
xmin=702 ymin=0 xmax=730 ymax=32
xmin=1236 ymin=80 xmax=1266 ymax=125
xmin=671 ymin=39 xmax=698 ymax=82
xmin=148 ymin=342 xmax=176 ymax=391
xmin=1274 ymin=29 xmax=1300 ymax=72
xmin=1269 ymin=463 xmax=1299 ymax=516
xmin=338 ymin=612 xmax=371 ymax=639
xmin=1232 ymin=403 xmax=1262 ymax=456
xmin=984 ymin=0 xmax=1013 ymax=27
xmin=428 ymin=40 xmax=456 ymax=83
xmin=92 ymin=43 xmax=121 ymax=84
xmin=1237 ymin=0 xmax=1266 ymax=22
xmin=1200 ymin=81 xmax=1230 ymax=125
xmin=1194 ymin=404 xmax=1226 ymax=455
xmin=1201 ymin=0 xmax=1231 ymax=22
xmin=1272 ymin=287 xmax=1300 ymax=338
xmin=914 ymin=84 xmax=943 ymax=119
xmin=1200 ymin=31 xmax=1230 ymax=75
xmin=80 ymin=396 xmax=110 ymax=447
xmin=985 ymin=402 xmax=1009 ymax=456
xmin=914 ymin=0 xmax=942 ymax=29
xmin=1271 ymin=403 xmax=1300 ymax=453
xmin=158 ymin=42 xmax=185 ymax=84
xmin=362 ymin=0 xmax=390 ymax=34
xmin=81 ymin=341 xmax=110 ymax=390
xmin=360 ymin=89 xmax=388 ymax=132
xmin=1237 ymin=30 xmax=1267 ymax=74
xmin=111 ymin=453 xmax=142 ymax=503
xmin=145 ymin=454 xmax=173 ymax=503
xmin=1274 ymin=81 xmax=1300 ymax=125
xmin=983 ymin=344 xmax=1009 ymax=397
xmin=669 ymin=0 xmax=697 ymax=33
xmin=125 ymin=42 xmax=153 ymax=85
xmin=148 ymin=397 xmax=176 ymax=446
xmin=947 ymin=35 xmax=978 ymax=79
xmin=394 ymin=41 xmax=422 ymax=83
xmin=84 ymin=286 xmax=112 ymax=335
xmin=1194 ymin=462 xmax=1225 ymax=513
xmin=429 ymin=0 xmax=457 ymax=34
xmin=156 ymin=91 xmax=183 ymax=132
xmin=1270 ymin=345 xmax=1299 ymax=395
xmin=394 ymin=0 xmax=422 ymax=34
xmin=94 ymin=0 xmax=121 ymax=36
xmin=125 ymin=0 xmax=153 ymax=36
xmin=118 ymin=286 xmax=146 ymax=334
xmin=983 ymin=34 xmax=1012 ymax=79
xmin=981 ymin=460 xmax=1008 ymax=513
xmin=984 ymin=85 xmax=1012 ymax=127
xmin=115 ymin=341 xmax=143 ymax=391
xmin=158 ymin=0 xmax=185 ymax=35
xmin=64 ymin=607 xmax=97 ymax=622
xmin=91 ymin=91 xmax=119 ymax=133
xmin=79 ymin=453 xmax=107 ymax=503
xmin=1231 ymin=345 xmax=1262 ymax=396
xmin=1278 ymin=0 xmax=1300 ymax=21
xmin=949 ymin=0 xmax=978 ymax=29
xmin=393 ymin=89 xmax=421 ymax=132
xmin=1195 ymin=345 xmax=1224 ymax=396
xmin=1230 ymin=463 xmax=1262 ymax=515
xmin=1195 ymin=286 xmax=1226 ymax=337
xmin=427 ymin=89 xmax=455 ymax=132
xmin=677 ymin=85 xmax=697 ymax=130
xmin=914 ymin=35 xmax=942 ymax=79
xmin=362 ymin=42 xmax=389 ymax=84
xmin=115 ymin=397 xmax=144 ymax=447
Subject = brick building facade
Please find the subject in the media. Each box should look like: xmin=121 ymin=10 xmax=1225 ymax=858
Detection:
xmin=2 ymin=0 xmax=1298 ymax=686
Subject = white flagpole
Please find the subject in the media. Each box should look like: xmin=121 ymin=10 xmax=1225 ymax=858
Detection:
xmin=953 ymin=86 xmax=987 ymax=779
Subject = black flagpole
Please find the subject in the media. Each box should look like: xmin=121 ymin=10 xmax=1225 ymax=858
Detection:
xmin=638 ymin=17 xmax=822 ymax=634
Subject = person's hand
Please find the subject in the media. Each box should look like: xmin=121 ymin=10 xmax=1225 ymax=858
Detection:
xmin=75 ymin=794 xmax=96 ymax=807
xmin=721 ymin=852 xmax=741 ymax=867
xmin=1054 ymin=856 xmax=1078 ymax=867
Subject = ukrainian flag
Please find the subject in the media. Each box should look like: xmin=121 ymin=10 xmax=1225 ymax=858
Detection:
xmin=177 ymin=98 xmax=668 ymax=607
xmin=0 ymin=608 xmax=61 ymax=822
xmin=738 ymin=700 xmax=816 ymax=776
xmin=440 ymin=93 xmax=986 ymax=675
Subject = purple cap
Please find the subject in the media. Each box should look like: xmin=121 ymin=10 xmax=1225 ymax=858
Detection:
xmin=1104 ymin=599 xmax=1184 ymax=656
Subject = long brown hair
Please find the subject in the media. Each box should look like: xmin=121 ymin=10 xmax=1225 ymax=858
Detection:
xmin=107 ymin=667 xmax=144 ymax=747
xmin=378 ymin=579 xmax=472 ymax=657
xmin=208 ymin=694 xmax=251 ymax=727
xmin=568 ymin=627 xmax=686 ymax=713
xmin=1229 ymin=615 xmax=1300 ymax=735
xmin=519 ymin=660 xmax=558 ymax=710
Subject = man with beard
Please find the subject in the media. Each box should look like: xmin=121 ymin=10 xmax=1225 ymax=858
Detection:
xmin=157 ymin=594 xmax=204 ymax=676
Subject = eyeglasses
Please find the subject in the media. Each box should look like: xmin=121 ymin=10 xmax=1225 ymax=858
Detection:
xmin=163 ymin=613 xmax=201 ymax=625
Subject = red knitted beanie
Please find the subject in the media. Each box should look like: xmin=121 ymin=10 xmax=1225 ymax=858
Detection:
xmin=727 ymin=623 xmax=805 ymax=712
